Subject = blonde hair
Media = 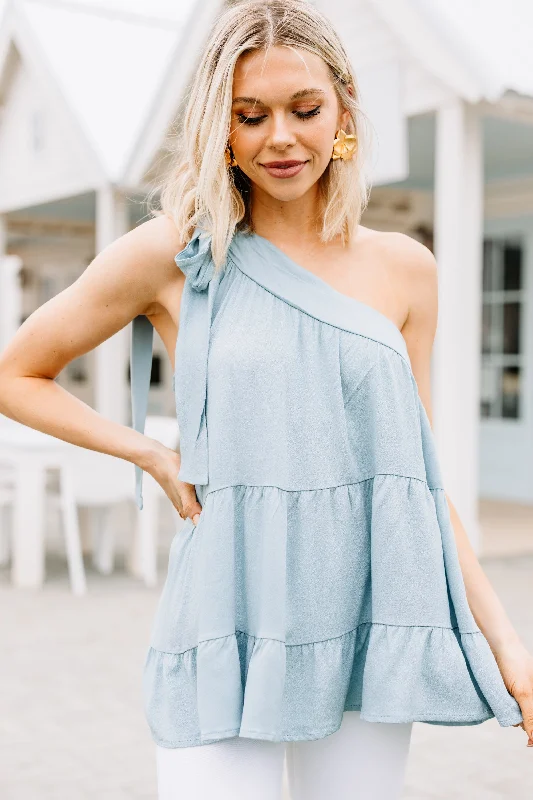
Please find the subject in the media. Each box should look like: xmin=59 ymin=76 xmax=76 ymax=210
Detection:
xmin=149 ymin=0 xmax=373 ymax=269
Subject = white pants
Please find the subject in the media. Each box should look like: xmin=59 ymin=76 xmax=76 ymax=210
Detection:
xmin=155 ymin=710 xmax=413 ymax=800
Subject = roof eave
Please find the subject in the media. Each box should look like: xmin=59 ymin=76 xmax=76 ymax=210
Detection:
xmin=368 ymin=0 xmax=495 ymax=105
xmin=0 ymin=1 xmax=17 ymax=92
xmin=8 ymin=0 xmax=109 ymax=185
xmin=121 ymin=0 xmax=222 ymax=190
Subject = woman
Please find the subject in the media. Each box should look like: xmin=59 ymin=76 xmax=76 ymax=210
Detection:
xmin=0 ymin=1 xmax=532 ymax=798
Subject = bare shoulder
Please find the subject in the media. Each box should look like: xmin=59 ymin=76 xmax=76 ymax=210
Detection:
xmin=356 ymin=230 xmax=438 ymax=413
xmin=358 ymin=227 xmax=438 ymax=319
xmin=128 ymin=212 xmax=186 ymax=257
xmin=359 ymin=226 xmax=437 ymax=280
xmin=76 ymin=214 xmax=188 ymax=316
xmin=0 ymin=214 xmax=189 ymax=383
xmin=125 ymin=213 xmax=186 ymax=280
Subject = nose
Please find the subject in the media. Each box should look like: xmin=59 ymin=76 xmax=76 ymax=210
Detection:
xmin=267 ymin=110 xmax=297 ymax=151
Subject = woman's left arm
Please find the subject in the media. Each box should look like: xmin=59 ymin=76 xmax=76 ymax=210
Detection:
xmin=391 ymin=232 xmax=533 ymax=746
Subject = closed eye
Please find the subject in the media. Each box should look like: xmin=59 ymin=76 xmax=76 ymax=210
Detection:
xmin=236 ymin=106 xmax=321 ymax=126
xmin=295 ymin=105 xmax=321 ymax=120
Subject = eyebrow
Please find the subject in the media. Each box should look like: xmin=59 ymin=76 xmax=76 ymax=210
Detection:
xmin=231 ymin=88 xmax=326 ymax=106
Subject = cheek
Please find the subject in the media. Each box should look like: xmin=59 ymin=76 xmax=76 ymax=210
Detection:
xmin=303 ymin=111 xmax=337 ymax=147
xmin=305 ymin=124 xmax=335 ymax=162
xmin=230 ymin=126 xmax=262 ymax=158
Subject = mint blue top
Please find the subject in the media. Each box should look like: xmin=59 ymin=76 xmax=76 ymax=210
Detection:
xmin=130 ymin=226 xmax=523 ymax=749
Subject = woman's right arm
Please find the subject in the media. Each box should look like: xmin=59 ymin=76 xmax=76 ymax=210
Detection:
xmin=0 ymin=214 xmax=202 ymax=520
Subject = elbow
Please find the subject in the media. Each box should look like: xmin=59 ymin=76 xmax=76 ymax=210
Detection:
xmin=0 ymin=359 xmax=22 ymax=419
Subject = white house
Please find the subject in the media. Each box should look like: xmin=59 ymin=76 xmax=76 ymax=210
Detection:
xmin=1 ymin=0 xmax=533 ymax=552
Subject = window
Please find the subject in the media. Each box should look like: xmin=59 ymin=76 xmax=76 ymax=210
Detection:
xmin=127 ymin=354 xmax=162 ymax=387
xmin=66 ymin=355 xmax=89 ymax=384
xmin=481 ymin=237 xmax=524 ymax=420
xmin=30 ymin=108 xmax=45 ymax=154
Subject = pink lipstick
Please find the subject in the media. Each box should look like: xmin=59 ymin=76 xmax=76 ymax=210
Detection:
xmin=261 ymin=160 xmax=307 ymax=179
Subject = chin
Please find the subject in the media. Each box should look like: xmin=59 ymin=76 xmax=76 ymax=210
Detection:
xmin=261 ymin=183 xmax=314 ymax=203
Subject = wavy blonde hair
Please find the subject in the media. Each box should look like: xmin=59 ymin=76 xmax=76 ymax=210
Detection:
xmin=149 ymin=0 xmax=373 ymax=269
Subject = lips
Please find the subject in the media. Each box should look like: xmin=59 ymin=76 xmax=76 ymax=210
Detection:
xmin=263 ymin=160 xmax=305 ymax=168
xmin=261 ymin=160 xmax=307 ymax=179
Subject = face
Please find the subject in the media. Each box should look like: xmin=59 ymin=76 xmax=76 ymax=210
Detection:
xmin=229 ymin=45 xmax=351 ymax=204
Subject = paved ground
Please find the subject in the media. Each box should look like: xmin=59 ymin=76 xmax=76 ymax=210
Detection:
xmin=1 ymin=503 xmax=532 ymax=799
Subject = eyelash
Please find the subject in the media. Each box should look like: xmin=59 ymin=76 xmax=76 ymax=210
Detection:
xmin=236 ymin=105 xmax=321 ymax=125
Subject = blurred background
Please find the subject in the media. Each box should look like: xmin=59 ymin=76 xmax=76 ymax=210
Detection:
xmin=0 ymin=0 xmax=532 ymax=797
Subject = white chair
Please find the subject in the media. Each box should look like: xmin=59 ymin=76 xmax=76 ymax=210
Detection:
xmin=131 ymin=415 xmax=180 ymax=586
xmin=0 ymin=464 xmax=87 ymax=595
xmin=65 ymin=415 xmax=179 ymax=587
xmin=0 ymin=465 xmax=13 ymax=567
xmin=0 ymin=412 xmax=22 ymax=565
xmin=0 ymin=419 xmax=87 ymax=595
xmin=61 ymin=447 xmax=133 ymax=582
xmin=0 ymin=414 xmax=179 ymax=590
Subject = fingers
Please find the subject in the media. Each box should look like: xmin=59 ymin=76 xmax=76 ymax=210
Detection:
xmin=514 ymin=689 xmax=533 ymax=746
xmin=178 ymin=506 xmax=202 ymax=525
xmin=183 ymin=498 xmax=202 ymax=525
xmin=145 ymin=445 xmax=203 ymax=523
xmin=521 ymin=702 xmax=533 ymax=745
xmin=176 ymin=481 xmax=202 ymax=526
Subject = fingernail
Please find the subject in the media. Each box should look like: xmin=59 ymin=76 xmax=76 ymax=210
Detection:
xmin=193 ymin=514 xmax=200 ymax=525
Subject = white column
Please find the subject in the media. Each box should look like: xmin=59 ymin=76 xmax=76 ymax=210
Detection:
xmin=0 ymin=215 xmax=23 ymax=354
xmin=433 ymin=99 xmax=484 ymax=553
xmin=94 ymin=186 xmax=130 ymax=424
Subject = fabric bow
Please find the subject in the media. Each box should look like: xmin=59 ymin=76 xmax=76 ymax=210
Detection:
xmin=174 ymin=226 xmax=216 ymax=291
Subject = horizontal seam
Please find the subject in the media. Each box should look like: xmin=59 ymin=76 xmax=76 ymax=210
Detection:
xmin=154 ymin=724 xmax=342 ymax=747
xmin=149 ymin=622 xmax=481 ymax=657
xmin=238 ymin=724 xmax=341 ymax=738
xmin=228 ymin=255 xmax=411 ymax=368
xmin=155 ymin=729 xmax=241 ymax=747
xmin=349 ymin=710 xmax=493 ymax=721
xmin=201 ymin=728 xmax=241 ymax=738
xmin=203 ymin=473 xmax=444 ymax=499
xmin=152 ymin=709 xmax=503 ymax=748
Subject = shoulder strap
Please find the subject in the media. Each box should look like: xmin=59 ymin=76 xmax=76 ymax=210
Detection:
xmin=130 ymin=314 xmax=154 ymax=510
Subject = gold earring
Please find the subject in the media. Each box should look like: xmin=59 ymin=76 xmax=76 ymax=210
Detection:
xmin=225 ymin=144 xmax=238 ymax=167
xmin=331 ymin=128 xmax=357 ymax=161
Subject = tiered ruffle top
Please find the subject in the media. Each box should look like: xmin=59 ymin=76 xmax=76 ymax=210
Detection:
xmin=130 ymin=225 xmax=523 ymax=748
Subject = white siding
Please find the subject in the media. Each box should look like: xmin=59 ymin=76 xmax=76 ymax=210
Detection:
xmin=0 ymin=48 xmax=96 ymax=213
xmin=321 ymin=0 xmax=402 ymax=70
xmin=320 ymin=0 xmax=456 ymax=117
xmin=480 ymin=216 xmax=533 ymax=502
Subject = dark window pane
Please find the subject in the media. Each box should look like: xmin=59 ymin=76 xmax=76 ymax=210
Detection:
xmin=503 ymin=244 xmax=522 ymax=291
xmin=482 ymin=239 xmax=494 ymax=291
xmin=66 ymin=356 xmax=88 ymax=383
xmin=480 ymin=401 xmax=491 ymax=418
xmin=127 ymin=356 xmax=162 ymax=386
xmin=503 ymin=302 xmax=520 ymax=354
xmin=501 ymin=366 xmax=520 ymax=419
xmin=481 ymin=363 xmax=499 ymax=418
xmin=481 ymin=304 xmax=492 ymax=354
xmin=150 ymin=355 xmax=162 ymax=386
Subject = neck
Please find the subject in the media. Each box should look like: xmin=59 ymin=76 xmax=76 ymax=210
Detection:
xmin=249 ymin=184 xmax=323 ymax=244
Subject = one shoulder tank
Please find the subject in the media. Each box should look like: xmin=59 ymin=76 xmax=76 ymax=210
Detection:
xmin=130 ymin=225 xmax=523 ymax=748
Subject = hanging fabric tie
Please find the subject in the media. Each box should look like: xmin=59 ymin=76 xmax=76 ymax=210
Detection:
xmin=130 ymin=226 xmax=220 ymax=510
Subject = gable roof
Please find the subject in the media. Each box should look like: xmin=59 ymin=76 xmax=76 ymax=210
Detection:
xmin=125 ymin=0 xmax=533 ymax=188
xmin=0 ymin=0 xmax=108 ymax=195
xmin=0 ymin=0 xmax=198 ymax=184
xmin=2 ymin=0 xmax=533 ymax=194
xmin=412 ymin=0 xmax=533 ymax=101
xmin=20 ymin=0 xmax=191 ymax=180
